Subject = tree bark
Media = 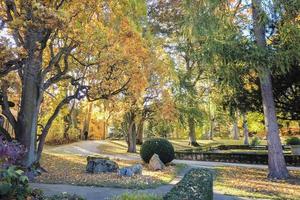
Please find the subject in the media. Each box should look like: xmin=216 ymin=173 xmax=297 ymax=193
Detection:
xmin=16 ymin=30 xmax=44 ymax=167
xmin=188 ymin=116 xmax=199 ymax=146
xmin=82 ymin=102 xmax=93 ymax=139
xmin=252 ymin=0 xmax=289 ymax=179
xmin=242 ymin=113 xmax=249 ymax=145
xmin=136 ymin=120 xmax=144 ymax=145
xmin=128 ymin=122 xmax=137 ymax=153
xmin=209 ymin=119 xmax=214 ymax=140
xmin=124 ymin=111 xmax=137 ymax=153
xmin=233 ymin=116 xmax=239 ymax=140
xmin=208 ymin=91 xmax=213 ymax=140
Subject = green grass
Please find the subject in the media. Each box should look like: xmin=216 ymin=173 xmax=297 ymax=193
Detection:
xmin=112 ymin=193 xmax=162 ymax=200
xmin=214 ymin=166 xmax=300 ymax=200
xmin=99 ymin=138 xmax=268 ymax=155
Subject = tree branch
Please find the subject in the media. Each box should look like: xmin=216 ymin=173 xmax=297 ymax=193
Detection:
xmin=0 ymin=59 xmax=23 ymax=78
xmin=0 ymin=126 xmax=13 ymax=141
xmin=0 ymin=82 xmax=17 ymax=132
xmin=36 ymin=84 xmax=87 ymax=161
xmin=87 ymin=78 xmax=131 ymax=101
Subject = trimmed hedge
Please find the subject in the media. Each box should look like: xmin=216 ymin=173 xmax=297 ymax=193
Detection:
xmin=113 ymin=193 xmax=162 ymax=200
xmin=164 ymin=168 xmax=213 ymax=200
xmin=140 ymin=138 xmax=175 ymax=164
xmin=286 ymin=137 xmax=300 ymax=145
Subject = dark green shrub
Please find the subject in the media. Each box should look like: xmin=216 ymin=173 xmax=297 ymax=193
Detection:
xmin=0 ymin=166 xmax=31 ymax=200
xmin=113 ymin=193 xmax=162 ymax=200
xmin=140 ymin=138 xmax=174 ymax=164
xmin=286 ymin=137 xmax=300 ymax=145
xmin=250 ymin=136 xmax=261 ymax=146
xmin=164 ymin=168 xmax=213 ymax=200
xmin=46 ymin=193 xmax=85 ymax=200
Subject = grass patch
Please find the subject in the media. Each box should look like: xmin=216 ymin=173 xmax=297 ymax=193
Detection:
xmin=98 ymin=139 xmax=228 ymax=154
xmin=99 ymin=140 xmax=141 ymax=154
xmin=214 ymin=166 xmax=300 ymax=200
xmin=112 ymin=193 xmax=162 ymax=200
xmin=36 ymin=153 xmax=183 ymax=189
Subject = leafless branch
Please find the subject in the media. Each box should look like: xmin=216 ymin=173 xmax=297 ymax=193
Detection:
xmin=0 ymin=81 xmax=17 ymax=132
xmin=0 ymin=59 xmax=23 ymax=78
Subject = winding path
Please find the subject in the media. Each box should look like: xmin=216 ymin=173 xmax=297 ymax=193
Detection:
xmin=34 ymin=140 xmax=299 ymax=200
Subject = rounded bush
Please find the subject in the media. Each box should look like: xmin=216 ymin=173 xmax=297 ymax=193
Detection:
xmin=286 ymin=137 xmax=300 ymax=145
xmin=140 ymin=138 xmax=175 ymax=164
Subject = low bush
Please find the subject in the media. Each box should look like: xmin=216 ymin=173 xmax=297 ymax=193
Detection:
xmin=286 ymin=137 xmax=300 ymax=145
xmin=46 ymin=193 xmax=85 ymax=200
xmin=113 ymin=193 xmax=162 ymax=200
xmin=140 ymin=138 xmax=174 ymax=164
xmin=164 ymin=168 xmax=213 ymax=200
xmin=250 ymin=136 xmax=261 ymax=147
xmin=0 ymin=135 xmax=26 ymax=168
xmin=0 ymin=166 xmax=31 ymax=199
xmin=0 ymin=166 xmax=85 ymax=200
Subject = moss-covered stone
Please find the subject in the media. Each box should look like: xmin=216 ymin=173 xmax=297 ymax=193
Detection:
xmin=164 ymin=168 xmax=213 ymax=200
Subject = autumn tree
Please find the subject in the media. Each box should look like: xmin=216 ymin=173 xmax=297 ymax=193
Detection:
xmin=109 ymin=41 xmax=173 ymax=152
xmin=0 ymin=0 xmax=152 ymax=167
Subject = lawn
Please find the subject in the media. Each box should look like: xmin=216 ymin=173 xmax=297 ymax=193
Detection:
xmin=36 ymin=152 xmax=185 ymax=189
xmin=98 ymin=138 xmax=270 ymax=155
xmin=214 ymin=166 xmax=300 ymax=200
xmin=99 ymin=138 xmax=261 ymax=154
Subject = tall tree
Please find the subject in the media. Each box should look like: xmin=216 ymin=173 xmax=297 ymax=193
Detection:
xmin=251 ymin=0 xmax=288 ymax=179
xmin=180 ymin=0 xmax=300 ymax=178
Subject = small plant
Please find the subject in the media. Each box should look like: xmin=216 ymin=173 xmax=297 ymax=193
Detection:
xmin=113 ymin=193 xmax=162 ymax=200
xmin=164 ymin=168 xmax=213 ymax=200
xmin=46 ymin=193 xmax=85 ymax=200
xmin=140 ymin=138 xmax=175 ymax=164
xmin=0 ymin=166 xmax=31 ymax=199
xmin=286 ymin=137 xmax=300 ymax=145
xmin=250 ymin=136 xmax=261 ymax=147
xmin=0 ymin=135 xmax=26 ymax=168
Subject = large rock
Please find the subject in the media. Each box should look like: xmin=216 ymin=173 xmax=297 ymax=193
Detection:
xmin=86 ymin=156 xmax=119 ymax=173
xmin=149 ymin=154 xmax=165 ymax=171
xmin=118 ymin=164 xmax=143 ymax=177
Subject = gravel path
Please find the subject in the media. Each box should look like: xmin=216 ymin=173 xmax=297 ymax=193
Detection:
xmin=44 ymin=140 xmax=140 ymax=161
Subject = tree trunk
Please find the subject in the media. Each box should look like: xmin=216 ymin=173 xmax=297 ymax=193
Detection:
xmin=242 ymin=113 xmax=249 ymax=145
xmin=124 ymin=111 xmax=137 ymax=153
xmin=136 ymin=120 xmax=144 ymax=145
xmin=207 ymin=91 xmax=213 ymax=140
xmin=209 ymin=119 xmax=214 ymax=140
xmin=252 ymin=0 xmax=289 ymax=179
xmin=16 ymin=31 xmax=43 ymax=167
xmin=188 ymin=117 xmax=199 ymax=146
xmin=82 ymin=102 xmax=93 ymax=139
xmin=233 ymin=117 xmax=239 ymax=140
xmin=127 ymin=120 xmax=137 ymax=153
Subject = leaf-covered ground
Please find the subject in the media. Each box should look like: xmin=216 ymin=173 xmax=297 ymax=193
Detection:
xmin=35 ymin=153 xmax=183 ymax=189
xmin=214 ymin=166 xmax=300 ymax=200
